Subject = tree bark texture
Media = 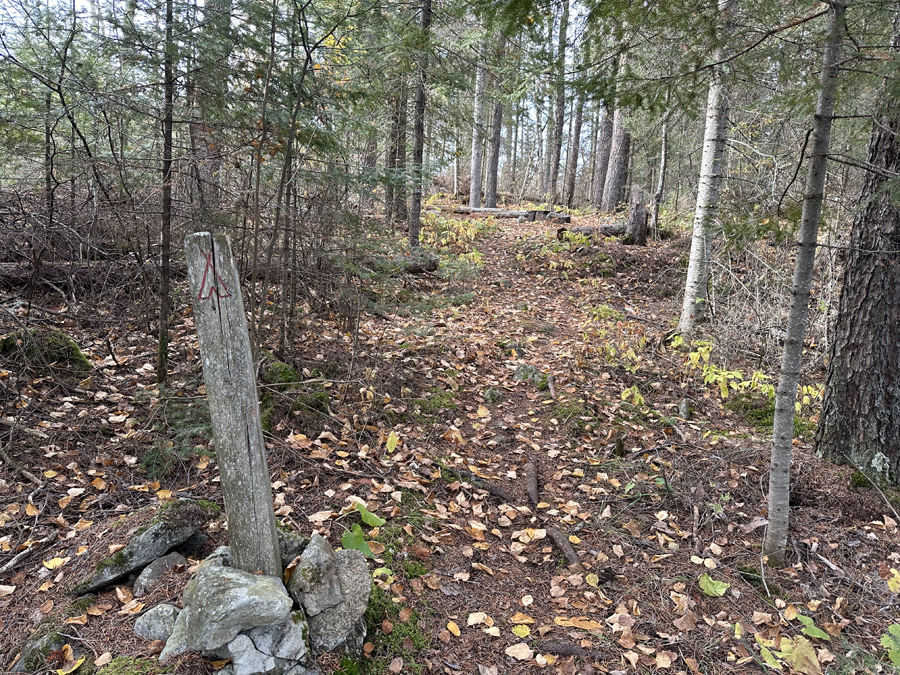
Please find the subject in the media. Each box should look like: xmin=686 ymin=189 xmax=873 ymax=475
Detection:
xmin=677 ymin=0 xmax=735 ymax=334
xmin=649 ymin=112 xmax=669 ymax=234
xmin=816 ymin=10 xmax=900 ymax=487
xmin=764 ymin=1 xmax=844 ymax=563
xmin=563 ymin=55 xmax=586 ymax=209
xmin=548 ymin=0 xmax=569 ymax=204
xmin=624 ymin=189 xmax=648 ymax=246
xmin=185 ymin=233 xmax=282 ymax=578
xmin=484 ymin=95 xmax=504 ymax=207
xmin=156 ymin=0 xmax=174 ymax=385
xmin=600 ymin=108 xmax=630 ymax=212
xmin=469 ymin=61 xmax=487 ymax=208
xmin=392 ymin=79 xmax=408 ymax=223
xmin=592 ymin=104 xmax=613 ymax=207
xmin=407 ymin=0 xmax=432 ymax=246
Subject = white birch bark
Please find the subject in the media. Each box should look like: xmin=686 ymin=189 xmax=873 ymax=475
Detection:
xmin=677 ymin=0 xmax=736 ymax=333
xmin=763 ymin=1 xmax=844 ymax=565
xmin=469 ymin=61 xmax=486 ymax=208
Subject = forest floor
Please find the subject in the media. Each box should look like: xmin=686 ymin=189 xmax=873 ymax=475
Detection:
xmin=1 ymin=209 xmax=899 ymax=675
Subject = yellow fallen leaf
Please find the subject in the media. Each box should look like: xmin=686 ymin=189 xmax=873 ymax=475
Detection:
xmin=38 ymin=582 xmax=54 ymax=592
xmin=210 ymin=660 xmax=231 ymax=669
xmin=44 ymin=470 xmax=58 ymax=478
xmin=57 ymin=655 xmax=86 ymax=675
xmin=76 ymin=546 xmax=88 ymax=556
xmin=512 ymin=625 xmax=531 ymax=638
xmin=39 ymin=599 xmax=54 ymax=614
xmin=447 ymin=621 xmax=460 ymax=637
xmin=477 ymin=405 xmax=490 ymax=418
xmin=94 ymin=653 xmax=112 ymax=667
xmin=118 ymin=600 xmax=144 ymax=615
xmin=511 ymin=612 xmax=535 ymax=625
xmin=156 ymin=489 xmax=174 ymax=500
xmin=74 ymin=519 xmax=93 ymax=531
xmin=108 ymin=544 xmax=124 ymax=554
xmin=108 ymin=414 xmax=127 ymax=424
xmin=568 ymin=535 xmax=581 ymax=544
xmin=43 ymin=557 xmax=69 ymax=570
xmin=26 ymin=503 xmax=39 ymax=516
xmin=116 ymin=586 xmax=133 ymax=604
xmin=482 ymin=626 xmax=501 ymax=637
xmin=58 ymin=496 xmax=73 ymax=509
xmin=64 ymin=614 xmax=87 ymax=625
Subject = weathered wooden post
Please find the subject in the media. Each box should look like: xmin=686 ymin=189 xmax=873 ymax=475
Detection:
xmin=185 ymin=232 xmax=282 ymax=578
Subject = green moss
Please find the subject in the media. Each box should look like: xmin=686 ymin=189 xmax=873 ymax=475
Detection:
xmin=153 ymin=498 xmax=219 ymax=525
xmin=97 ymin=656 xmax=171 ymax=675
xmin=95 ymin=549 xmax=131 ymax=575
xmin=398 ymin=559 xmax=428 ymax=579
xmin=1 ymin=329 xmax=92 ymax=376
xmin=361 ymin=585 xmax=430 ymax=675
xmin=414 ymin=389 xmax=458 ymax=415
xmin=726 ymin=394 xmax=814 ymax=438
xmin=547 ymin=401 xmax=596 ymax=436
xmin=260 ymin=358 xmax=300 ymax=390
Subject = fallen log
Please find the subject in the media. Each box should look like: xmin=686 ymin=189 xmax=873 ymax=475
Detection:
xmin=556 ymin=224 xmax=626 ymax=241
xmin=363 ymin=251 xmax=439 ymax=275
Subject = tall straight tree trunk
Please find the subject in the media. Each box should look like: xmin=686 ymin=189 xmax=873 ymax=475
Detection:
xmin=592 ymin=103 xmax=613 ymax=207
xmin=548 ymin=0 xmax=569 ymax=204
xmin=469 ymin=60 xmax=487 ymax=208
xmin=156 ymin=0 xmax=174 ymax=384
xmin=678 ymin=0 xmax=736 ymax=334
xmin=816 ymin=10 xmax=900 ymax=488
xmin=763 ymin=1 xmax=844 ymax=563
xmin=564 ymin=57 xmax=586 ymax=208
xmin=407 ymin=0 xmax=432 ymax=246
xmin=649 ymin=110 xmax=669 ymax=234
xmin=393 ymin=80 xmax=408 ymax=223
xmin=384 ymin=93 xmax=399 ymax=224
xmin=484 ymin=97 xmax=503 ymax=207
xmin=510 ymin=102 xmax=519 ymax=188
xmin=601 ymin=108 xmax=630 ymax=212
xmin=535 ymin=90 xmax=545 ymax=196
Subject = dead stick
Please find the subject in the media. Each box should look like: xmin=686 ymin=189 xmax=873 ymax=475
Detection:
xmin=546 ymin=374 xmax=556 ymax=399
xmin=545 ymin=526 xmax=585 ymax=572
xmin=524 ymin=462 xmax=539 ymax=508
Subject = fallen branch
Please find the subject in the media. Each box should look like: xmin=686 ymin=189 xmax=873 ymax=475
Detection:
xmin=443 ymin=466 xmax=517 ymax=504
xmin=545 ymin=526 xmax=585 ymax=572
xmin=0 ymin=533 xmax=56 ymax=574
xmin=524 ymin=462 xmax=540 ymax=508
xmin=557 ymin=224 xmax=625 ymax=241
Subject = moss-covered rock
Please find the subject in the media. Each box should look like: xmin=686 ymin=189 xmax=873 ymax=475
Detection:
xmin=98 ymin=656 xmax=171 ymax=675
xmin=260 ymin=358 xmax=301 ymax=390
xmin=1 ymin=329 xmax=91 ymax=376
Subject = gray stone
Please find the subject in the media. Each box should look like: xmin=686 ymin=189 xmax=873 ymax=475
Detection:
xmin=180 ymin=560 xmax=293 ymax=651
xmin=176 ymin=532 xmax=209 ymax=558
xmin=134 ymin=603 xmax=181 ymax=642
xmin=134 ymin=552 xmax=187 ymax=597
xmin=10 ymin=632 xmax=65 ymax=672
xmin=226 ymin=611 xmax=311 ymax=675
xmin=483 ymin=387 xmax=503 ymax=404
xmin=74 ymin=499 xmax=217 ymax=595
xmin=513 ymin=364 xmax=540 ymax=382
xmin=288 ymin=534 xmax=341 ymax=617
xmin=159 ymin=605 xmax=191 ymax=663
xmin=307 ymin=549 xmax=371 ymax=655
xmin=277 ymin=529 xmax=309 ymax=569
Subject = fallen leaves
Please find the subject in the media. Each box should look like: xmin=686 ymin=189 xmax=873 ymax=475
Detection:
xmin=504 ymin=643 xmax=534 ymax=661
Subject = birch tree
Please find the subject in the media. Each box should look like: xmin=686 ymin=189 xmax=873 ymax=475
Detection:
xmin=762 ymin=0 xmax=844 ymax=565
xmin=677 ymin=0 xmax=736 ymax=334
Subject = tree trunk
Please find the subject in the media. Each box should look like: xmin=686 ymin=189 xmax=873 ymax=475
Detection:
xmin=623 ymin=188 xmax=648 ymax=246
xmin=763 ymin=2 xmax=844 ymax=563
xmin=407 ymin=0 xmax=432 ymax=246
xmin=592 ymin=103 xmax=613 ymax=208
xmin=469 ymin=60 xmax=487 ymax=208
xmin=156 ymin=0 xmax=174 ymax=385
xmin=564 ymin=83 xmax=585 ymax=208
xmin=649 ymin=108 xmax=669 ymax=235
xmin=393 ymin=80 xmax=408 ymax=223
xmin=816 ymin=10 xmax=900 ymax=488
xmin=600 ymin=108 xmax=629 ymax=212
xmin=677 ymin=0 xmax=736 ymax=334
xmin=548 ymin=0 xmax=568 ymax=205
xmin=484 ymin=98 xmax=503 ymax=208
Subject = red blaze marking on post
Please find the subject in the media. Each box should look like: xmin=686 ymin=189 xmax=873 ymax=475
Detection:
xmin=197 ymin=249 xmax=233 ymax=306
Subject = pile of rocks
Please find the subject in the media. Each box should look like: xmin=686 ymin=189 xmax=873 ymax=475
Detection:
xmin=64 ymin=500 xmax=371 ymax=675
xmin=154 ymin=535 xmax=370 ymax=675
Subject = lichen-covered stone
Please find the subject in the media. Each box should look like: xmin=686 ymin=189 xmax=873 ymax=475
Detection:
xmin=288 ymin=534 xmax=341 ymax=617
xmin=180 ymin=558 xmax=292 ymax=651
xmin=307 ymin=549 xmax=371 ymax=655
xmin=133 ymin=552 xmax=186 ymax=597
xmin=225 ymin=611 xmax=311 ymax=675
xmin=277 ymin=529 xmax=309 ymax=570
xmin=74 ymin=499 xmax=216 ymax=595
xmin=134 ymin=603 xmax=181 ymax=642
